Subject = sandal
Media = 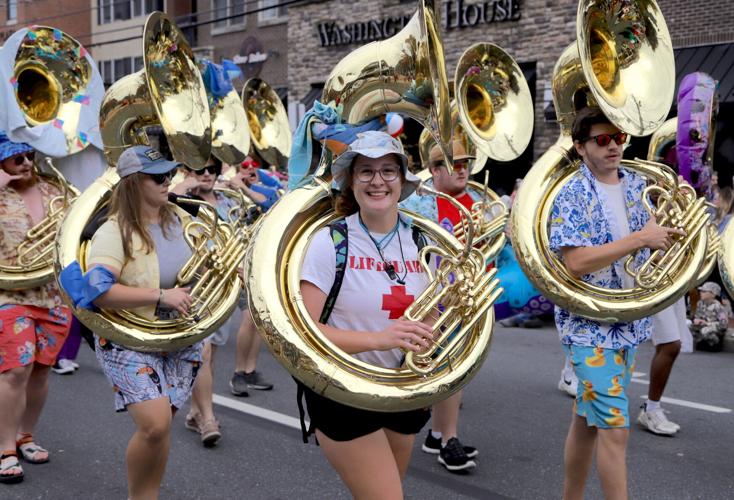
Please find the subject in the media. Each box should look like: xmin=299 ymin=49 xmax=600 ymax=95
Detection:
xmin=199 ymin=419 xmax=221 ymax=448
xmin=0 ymin=451 xmax=24 ymax=484
xmin=184 ymin=412 xmax=200 ymax=432
xmin=16 ymin=433 xmax=49 ymax=464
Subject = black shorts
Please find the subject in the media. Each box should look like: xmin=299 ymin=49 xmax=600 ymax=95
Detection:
xmin=301 ymin=385 xmax=431 ymax=442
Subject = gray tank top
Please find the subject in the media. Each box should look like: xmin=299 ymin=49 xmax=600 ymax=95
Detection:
xmin=149 ymin=218 xmax=193 ymax=289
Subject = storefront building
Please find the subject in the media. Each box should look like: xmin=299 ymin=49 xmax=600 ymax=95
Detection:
xmin=287 ymin=0 xmax=734 ymax=193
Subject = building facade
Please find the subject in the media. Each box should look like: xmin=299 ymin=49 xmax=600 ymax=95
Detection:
xmin=287 ymin=0 xmax=734 ymax=192
xmin=0 ymin=0 xmax=90 ymax=45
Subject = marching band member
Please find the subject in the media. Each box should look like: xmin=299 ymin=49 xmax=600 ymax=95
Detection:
xmin=299 ymin=131 xmax=434 ymax=499
xmin=0 ymin=133 xmax=72 ymax=485
xmin=228 ymin=156 xmax=279 ymax=396
xmin=550 ymin=107 xmax=681 ymax=500
xmin=84 ymin=146 xmax=200 ymax=499
xmin=171 ymin=155 xmax=242 ymax=447
xmin=400 ymin=139 xmax=480 ymax=473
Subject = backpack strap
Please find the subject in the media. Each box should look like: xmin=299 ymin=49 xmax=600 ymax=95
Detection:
xmin=318 ymin=218 xmax=349 ymax=324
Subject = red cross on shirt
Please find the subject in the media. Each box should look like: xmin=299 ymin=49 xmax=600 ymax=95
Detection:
xmin=381 ymin=285 xmax=415 ymax=319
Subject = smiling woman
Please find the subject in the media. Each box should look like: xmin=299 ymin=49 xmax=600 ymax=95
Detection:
xmin=296 ymin=130 xmax=435 ymax=499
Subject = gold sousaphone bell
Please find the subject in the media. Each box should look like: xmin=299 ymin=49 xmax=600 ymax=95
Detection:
xmin=55 ymin=12 xmax=243 ymax=352
xmin=510 ymin=0 xmax=710 ymax=323
xmin=245 ymin=0 xmax=504 ymax=412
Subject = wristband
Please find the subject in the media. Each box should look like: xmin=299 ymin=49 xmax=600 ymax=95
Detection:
xmin=157 ymin=288 xmax=164 ymax=308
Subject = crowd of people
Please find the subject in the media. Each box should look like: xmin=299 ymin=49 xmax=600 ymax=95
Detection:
xmin=0 ymin=110 xmax=730 ymax=499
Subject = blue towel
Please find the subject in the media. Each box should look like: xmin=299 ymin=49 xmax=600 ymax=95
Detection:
xmin=59 ymin=262 xmax=116 ymax=310
xmin=287 ymin=101 xmax=341 ymax=190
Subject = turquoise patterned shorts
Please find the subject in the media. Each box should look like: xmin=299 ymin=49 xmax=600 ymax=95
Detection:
xmin=563 ymin=344 xmax=637 ymax=429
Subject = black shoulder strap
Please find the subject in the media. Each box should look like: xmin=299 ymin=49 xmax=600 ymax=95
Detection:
xmin=318 ymin=218 xmax=349 ymax=324
xmin=411 ymin=224 xmax=429 ymax=266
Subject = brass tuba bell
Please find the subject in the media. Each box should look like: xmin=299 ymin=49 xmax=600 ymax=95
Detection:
xmin=242 ymin=77 xmax=291 ymax=168
xmin=510 ymin=0 xmax=710 ymax=323
xmin=245 ymin=1 xmax=503 ymax=411
xmin=54 ymin=12 xmax=242 ymax=352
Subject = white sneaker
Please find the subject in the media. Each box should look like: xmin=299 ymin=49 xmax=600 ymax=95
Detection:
xmin=657 ymin=409 xmax=680 ymax=432
xmin=51 ymin=359 xmax=75 ymax=375
xmin=558 ymin=371 xmax=578 ymax=398
xmin=637 ymin=408 xmax=678 ymax=436
xmin=69 ymin=360 xmax=80 ymax=370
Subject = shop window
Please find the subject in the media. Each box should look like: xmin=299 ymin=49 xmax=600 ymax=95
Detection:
xmin=258 ymin=0 xmax=288 ymax=24
xmin=213 ymin=0 xmax=246 ymax=28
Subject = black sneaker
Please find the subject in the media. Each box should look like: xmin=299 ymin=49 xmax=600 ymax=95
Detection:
xmin=229 ymin=372 xmax=250 ymax=397
xmin=422 ymin=430 xmax=478 ymax=458
xmin=243 ymin=370 xmax=273 ymax=391
xmin=438 ymin=437 xmax=477 ymax=472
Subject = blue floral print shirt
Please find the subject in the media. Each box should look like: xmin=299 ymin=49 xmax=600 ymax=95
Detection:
xmin=549 ymin=163 xmax=652 ymax=349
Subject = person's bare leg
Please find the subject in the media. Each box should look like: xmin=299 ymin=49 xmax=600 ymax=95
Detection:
xmin=563 ymin=413 xmax=597 ymax=500
xmin=316 ymin=429 xmax=404 ymax=500
xmin=125 ymin=398 xmax=173 ymax=500
xmin=383 ymin=429 xmax=416 ymax=481
xmin=235 ymin=311 xmax=260 ymax=373
xmin=0 ymin=365 xmax=32 ymax=473
xmin=16 ymin=363 xmax=52 ymax=461
xmin=190 ymin=343 xmax=216 ymax=422
xmin=648 ymin=341 xmax=680 ymax=402
xmin=432 ymin=391 xmax=462 ymax=440
xmin=596 ymin=427 xmax=629 ymax=500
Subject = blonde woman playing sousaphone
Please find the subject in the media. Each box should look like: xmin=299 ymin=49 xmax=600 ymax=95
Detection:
xmin=62 ymin=146 xmax=199 ymax=499
xmin=299 ymin=131 xmax=435 ymax=499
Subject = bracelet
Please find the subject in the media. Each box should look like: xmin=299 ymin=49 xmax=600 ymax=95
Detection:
xmin=156 ymin=288 xmax=163 ymax=308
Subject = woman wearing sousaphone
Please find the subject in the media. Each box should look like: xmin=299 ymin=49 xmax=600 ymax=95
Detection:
xmin=63 ymin=146 xmax=199 ymax=499
xmin=299 ymin=131 xmax=435 ymax=498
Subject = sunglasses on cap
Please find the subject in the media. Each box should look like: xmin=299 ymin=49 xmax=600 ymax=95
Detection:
xmin=583 ymin=132 xmax=628 ymax=147
xmin=144 ymin=169 xmax=176 ymax=185
xmin=186 ymin=164 xmax=222 ymax=176
xmin=8 ymin=152 xmax=35 ymax=166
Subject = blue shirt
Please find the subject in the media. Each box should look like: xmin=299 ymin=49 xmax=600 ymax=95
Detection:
xmin=549 ymin=163 xmax=651 ymax=349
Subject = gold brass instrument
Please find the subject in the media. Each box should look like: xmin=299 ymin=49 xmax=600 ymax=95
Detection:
xmin=54 ymin=12 xmax=242 ymax=352
xmin=245 ymin=0 xmax=502 ymax=411
xmin=208 ymin=72 xmax=250 ymax=166
xmin=242 ymin=78 xmax=291 ymax=168
xmin=321 ymin=0 xmax=454 ymax=170
xmin=510 ymin=0 xmax=710 ymax=323
xmin=246 ymin=179 xmax=501 ymax=411
xmin=0 ymin=158 xmax=79 ymax=290
xmin=0 ymin=26 xmax=95 ymax=290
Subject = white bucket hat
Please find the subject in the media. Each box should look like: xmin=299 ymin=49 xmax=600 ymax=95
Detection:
xmin=331 ymin=130 xmax=420 ymax=202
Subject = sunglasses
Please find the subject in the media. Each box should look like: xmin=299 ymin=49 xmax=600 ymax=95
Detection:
xmin=9 ymin=152 xmax=35 ymax=166
xmin=188 ymin=164 xmax=222 ymax=176
xmin=584 ymin=132 xmax=628 ymax=147
xmin=145 ymin=169 xmax=176 ymax=185
xmin=241 ymin=160 xmax=259 ymax=169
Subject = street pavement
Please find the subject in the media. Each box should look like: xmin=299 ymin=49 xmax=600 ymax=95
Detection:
xmin=3 ymin=323 xmax=733 ymax=499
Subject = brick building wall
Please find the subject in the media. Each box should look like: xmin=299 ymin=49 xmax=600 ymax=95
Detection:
xmin=288 ymin=0 xmax=734 ymax=172
xmin=0 ymin=0 xmax=91 ymax=45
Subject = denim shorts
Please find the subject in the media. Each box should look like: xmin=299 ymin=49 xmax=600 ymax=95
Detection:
xmin=563 ymin=344 xmax=637 ymax=429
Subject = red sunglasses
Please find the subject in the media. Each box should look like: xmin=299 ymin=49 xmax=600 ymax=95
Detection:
xmin=584 ymin=132 xmax=628 ymax=147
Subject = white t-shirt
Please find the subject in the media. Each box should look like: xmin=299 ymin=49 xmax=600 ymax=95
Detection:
xmin=300 ymin=213 xmax=431 ymax=368
xmin=597 ymin=181 xmax=635 ymax=289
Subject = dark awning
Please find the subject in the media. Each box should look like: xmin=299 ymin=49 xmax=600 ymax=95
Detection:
xmin=544 ymin=42 xmax=734 ymax=120
xmin=674 ymin=42 xmax=734 ymax=103
xmin=300 ymin=86 xmax=324 ymax=110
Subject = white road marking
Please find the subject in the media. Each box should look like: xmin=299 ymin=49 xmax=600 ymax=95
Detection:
xmin=640 ymin=396 xmax=732 ymax=414
xmin=631 ymin=378 xmax=650 ymax=385
xmin=213 ymin=394 xmax=307 ymax=430
xmin=632 ymin=371 xmax=646 ymax=378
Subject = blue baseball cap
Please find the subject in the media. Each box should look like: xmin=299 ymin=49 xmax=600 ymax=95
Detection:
xmin=0 ymin=131 xmax=34 ymax=163
xmin=116 ymin=145 xmax=181 ymax=178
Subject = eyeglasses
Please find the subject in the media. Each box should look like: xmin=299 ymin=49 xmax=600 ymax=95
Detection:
xmin=10 ymin=152 xmax=35 ymax=166
xmin=145 ymin=169 xmax=176 ymax=185
xmin=189 ymin=164 xmax=222 ymax=176
xmin=584 ymin=132 xmax=628 ymax=147
xmin=354 ymin=166 xmax=401 ymax=183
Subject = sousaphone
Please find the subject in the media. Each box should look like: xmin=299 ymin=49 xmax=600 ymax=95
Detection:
xmin=510 ymin=0 xmax=710 ymax=323
xmin=54 ymin=12 xmax=241 ymax=352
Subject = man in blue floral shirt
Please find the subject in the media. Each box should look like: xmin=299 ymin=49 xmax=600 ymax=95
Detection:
xmin=549 ymin=107 xmax=681 ymax=500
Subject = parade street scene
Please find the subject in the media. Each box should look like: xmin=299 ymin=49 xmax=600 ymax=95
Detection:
xmin=0 ymin=0 xmax=733 ymax=499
